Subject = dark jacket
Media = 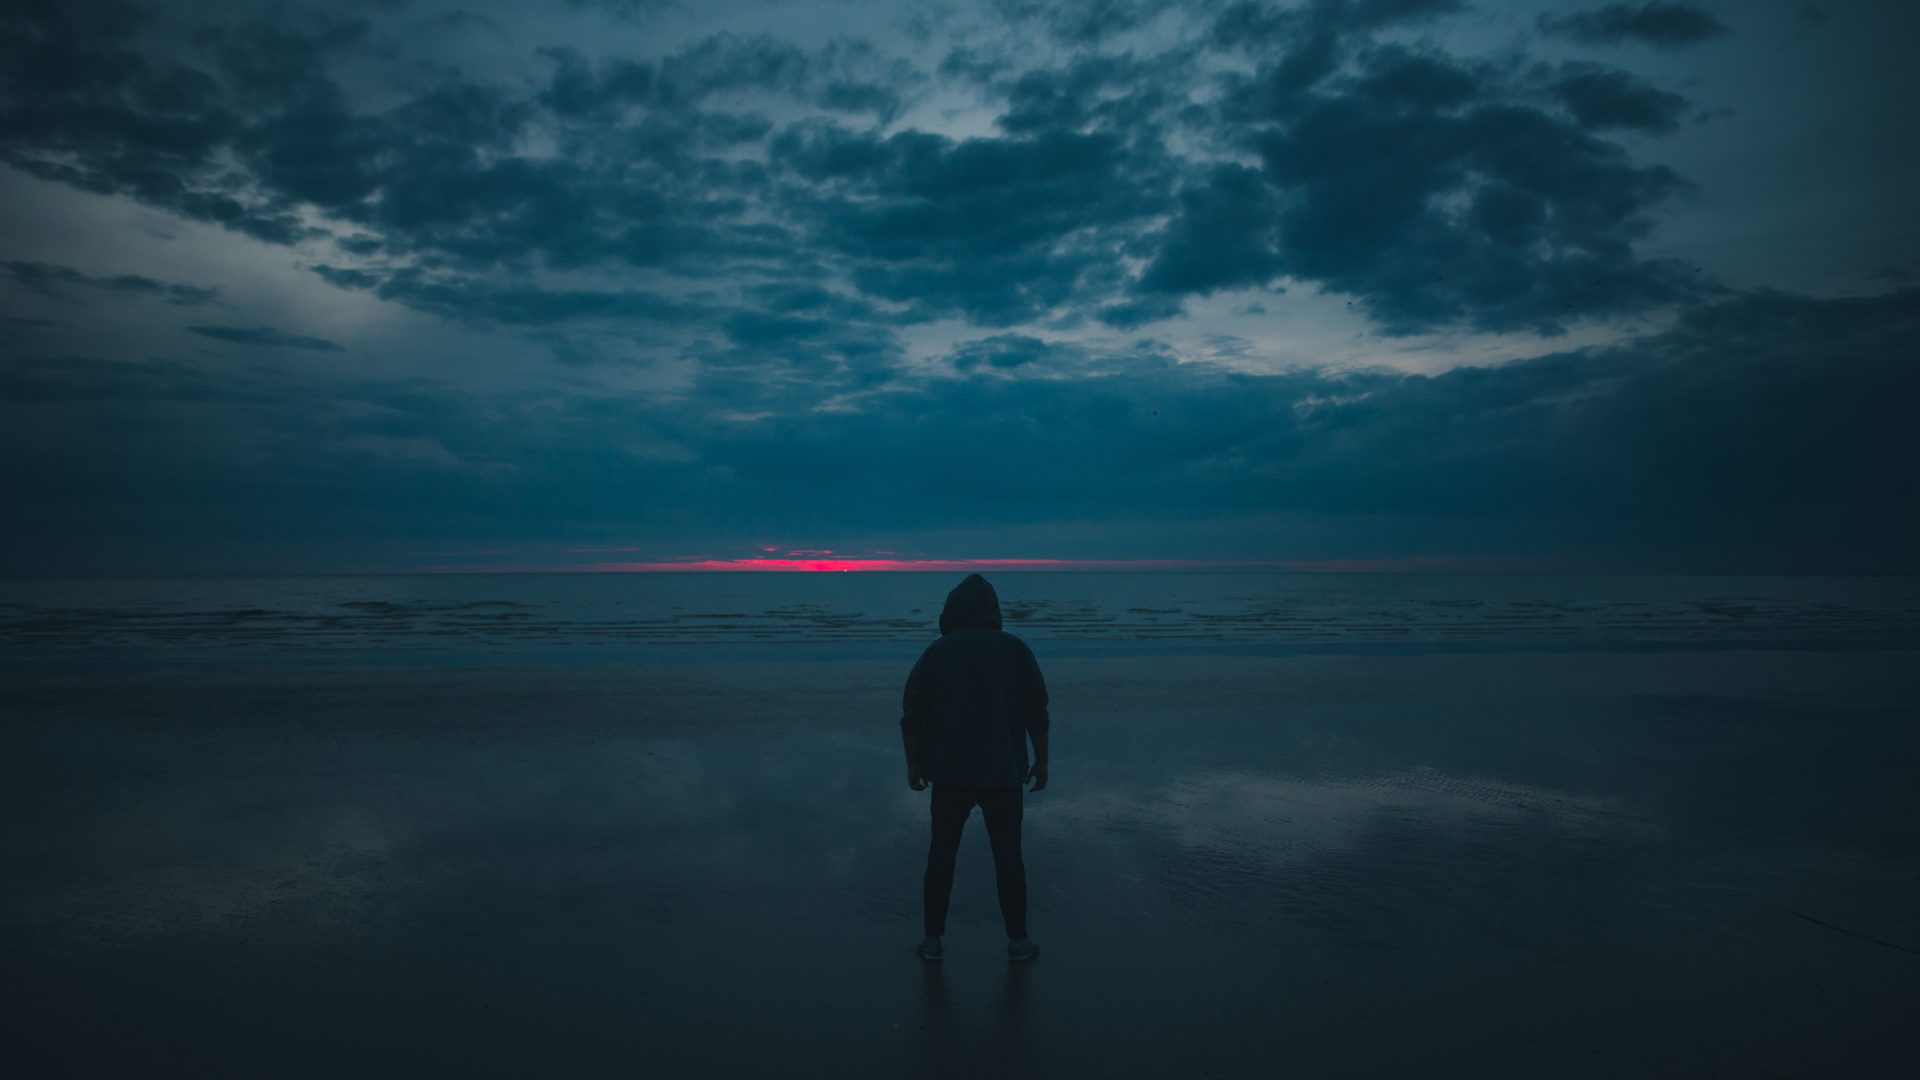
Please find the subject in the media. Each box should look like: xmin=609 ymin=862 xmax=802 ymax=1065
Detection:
xmin=900 ymin=574 xmax=1050 ymax=788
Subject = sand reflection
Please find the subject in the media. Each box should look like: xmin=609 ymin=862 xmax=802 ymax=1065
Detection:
xmin=1044 ymin=766 xmax=1643 ymax=868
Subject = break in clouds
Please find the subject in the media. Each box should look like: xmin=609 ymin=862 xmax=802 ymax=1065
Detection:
xmin=1 ymin=0 xmax=1915 ymax=572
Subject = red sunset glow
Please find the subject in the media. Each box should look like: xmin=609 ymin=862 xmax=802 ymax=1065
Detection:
xmin=578 ymin=558 xmax=1212 ymax=572
xmin=415 ymin=555 xmax=1568 ymax=573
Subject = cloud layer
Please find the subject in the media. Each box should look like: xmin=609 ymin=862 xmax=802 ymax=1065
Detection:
xmin=1 ymin=0 xmax=1712 ymax=334
xmin=1 ymin=0 xmax=1915 ymax=572
xmin=1538 ymin=3 xmax=1731 ymax=49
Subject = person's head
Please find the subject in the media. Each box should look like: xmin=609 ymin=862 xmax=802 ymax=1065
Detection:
xmin=938 ymin=573 xmax=1003 ymax=634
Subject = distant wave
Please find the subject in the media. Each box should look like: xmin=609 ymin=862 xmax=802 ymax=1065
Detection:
xmin=3 ymin=574 xmax=1915 ymax=665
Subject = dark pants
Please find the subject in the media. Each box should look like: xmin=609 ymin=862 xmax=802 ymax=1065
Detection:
xmin=923 ymin=782 xmax=1027 ymax=939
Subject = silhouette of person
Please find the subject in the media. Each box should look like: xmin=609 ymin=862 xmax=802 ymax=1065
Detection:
xmin=902 ymin=574 xmax=1050 ymax=962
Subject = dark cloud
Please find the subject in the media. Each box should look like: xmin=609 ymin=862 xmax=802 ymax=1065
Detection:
xmin=0 ymin=0 xmax=1714 ymax=337
xmin=0 ymin=353 xmax=229 ymax=404
xmin=1538 ymin=3 xmax=1731 ymax=49
xmin=991 ymin=0 xmax=1180 ymax=45
xmin=8 ymin=284 xmax=1915 ymax=572
xmin=564 ymin=0 xmax=682 ymax=20
xmin=773 ymin=123 xmax=1174 ymax=325
xmin=0 ymin=0 xmax=318 ymax=244
xmin=1209 ymin=0 xmax=1464 ymax=54
xmin=0 ymin=0 xmax=1802 ymax=354
xmin=1138 ymin=164 xmax=1283 ymax=295
xmin=1227 ymin=39 xmax=1700 ymax=332
xmin=945 ymin=333 xmax=1079 ymax=371
xmin=1552 ymin=66 xmax=1689 ymax=133
xmin=612 ymin=286 xmax=1920 ymax=568
xmin=992 ymin=52 xmax=1176 ymax=135
xmin=3 ymin=260 xmax=219 ymax=304
xmin=186 ymin=324 xmax=343 ymax=350
xmin=536 ymin=46 xmax=654 ymax=120
xmin=1 ymin=10 xmax=897 ymax=281
xmin=368 ymin=271 xmax=705 ymax=328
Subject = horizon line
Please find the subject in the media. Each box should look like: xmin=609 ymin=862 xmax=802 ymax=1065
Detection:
xmin=415 ymin=556 xmax=1567 ymax=573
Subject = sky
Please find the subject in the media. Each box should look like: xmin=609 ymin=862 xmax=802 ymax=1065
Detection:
xmin=1 ymin=0 xmax=1915 ymax=574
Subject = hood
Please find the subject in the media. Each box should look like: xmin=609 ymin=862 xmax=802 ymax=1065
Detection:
xmin=938 ymin=573 xmax=1002 ymax=634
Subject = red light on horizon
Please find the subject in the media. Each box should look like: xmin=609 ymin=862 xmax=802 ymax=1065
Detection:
xmin=539 ymin=557 xmax=1233 ymax=572
xmin=415 ymin=555 xmax=1546 ymax=574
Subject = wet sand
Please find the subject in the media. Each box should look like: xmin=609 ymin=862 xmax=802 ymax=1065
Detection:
xmin=3 ymin=651 xmax=1917 ymax=1077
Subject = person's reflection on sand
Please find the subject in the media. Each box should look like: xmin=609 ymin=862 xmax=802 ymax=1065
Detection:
xmin=911 ymin=961 xmax=1038 ymax=1079
xmin=990 ymin=957 xmax=1036 ymax=1076
xmin=914 ymin=960 xmax=956 ymax=1075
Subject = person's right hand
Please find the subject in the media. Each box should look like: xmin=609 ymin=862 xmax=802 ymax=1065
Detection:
xmin=908 ymin=769 xmax=927 ymax=791
xmin=1025 ymin=761 xmax=1048 ymax=792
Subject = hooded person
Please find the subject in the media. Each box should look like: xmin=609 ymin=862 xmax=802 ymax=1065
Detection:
xmin=900 ymin=574 xmax=1050 ymax=962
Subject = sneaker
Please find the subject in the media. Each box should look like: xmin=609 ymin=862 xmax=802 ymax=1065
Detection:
xmin=1007 ymin=937 xmax=1039 ymax=962
xmin=918 ymin=936 xmax=943 ymax=961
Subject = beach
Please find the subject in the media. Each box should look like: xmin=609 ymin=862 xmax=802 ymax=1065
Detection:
xmin=5 ymin=645 xmax=1915 ymax=1077
xmin=8 ymin=0 xmax=1919 ymax=1070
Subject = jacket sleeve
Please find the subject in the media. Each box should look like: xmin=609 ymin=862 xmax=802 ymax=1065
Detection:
xmin=901 ymin=647 xmax=934 ymax=741
xmin=1020 ymin=643 xmax=1050 ymax=736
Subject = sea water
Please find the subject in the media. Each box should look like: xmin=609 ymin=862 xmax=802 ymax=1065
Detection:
xmin=2 ymin=574 xmax=1916 ymax=1077
xmin=4 ymin=572 xmax=1916 ymax=667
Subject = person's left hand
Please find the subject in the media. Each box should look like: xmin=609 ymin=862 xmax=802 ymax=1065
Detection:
xmin=1025 ymin=762 xmax=1048 ymax=792
xmin=908 ymin=769 xmax=927 ymax=791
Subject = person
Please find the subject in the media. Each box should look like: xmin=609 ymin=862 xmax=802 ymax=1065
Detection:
xmin=900 ymin=573 xmax=1050 ymax=962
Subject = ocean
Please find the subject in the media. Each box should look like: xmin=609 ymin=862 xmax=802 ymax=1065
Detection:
xmin=3 ymin=574 xmax=1916 ymax=1077
xmin=5 ymin=572 xmax=1917 ymax=666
